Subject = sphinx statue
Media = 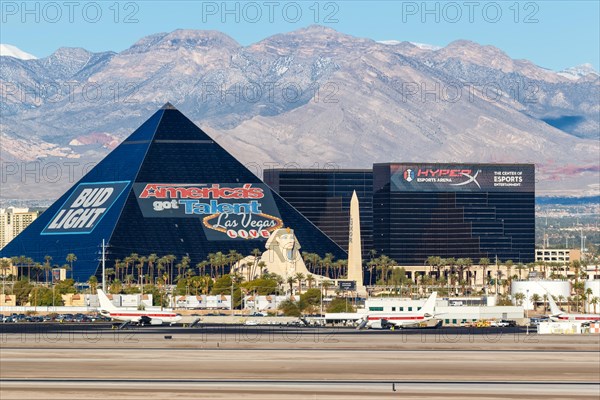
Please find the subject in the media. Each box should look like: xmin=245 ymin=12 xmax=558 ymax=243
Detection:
xmin=235 ymin=228 xmax=327 ymax=282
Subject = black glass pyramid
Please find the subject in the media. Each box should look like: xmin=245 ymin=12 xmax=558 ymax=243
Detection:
xmin=1 ymin=104 xmax=346 ymax=281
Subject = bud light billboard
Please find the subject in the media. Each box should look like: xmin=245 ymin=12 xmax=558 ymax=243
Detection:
xmin=41 ymin=181 xmax=130 ymax=235
xmin=133 ymin=183 xmax=283 ymax=240
xmin=390 ymin=164 xmax=534 ymax=192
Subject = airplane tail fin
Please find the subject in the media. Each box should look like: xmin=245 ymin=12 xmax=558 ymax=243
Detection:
xmin=97 ymin=289 xmax=117 ymax=311
xmin=546 ymin=292 xmax=563 ymax=316
xmin=420 ymin=292 xmax=438 ymax=316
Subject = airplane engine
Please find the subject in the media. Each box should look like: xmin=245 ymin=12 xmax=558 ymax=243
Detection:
xmin=150 ymin=319 xmax=163 ymax=325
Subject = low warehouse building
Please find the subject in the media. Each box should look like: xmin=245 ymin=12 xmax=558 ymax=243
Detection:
xmin=325 ymin=296 xmax=524 ymax=326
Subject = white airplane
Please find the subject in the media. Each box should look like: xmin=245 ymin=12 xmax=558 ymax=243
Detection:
xmin=97 ymin=289 xmax=182 ymax=325
xmin=546 ymin=293 xmax=600 ymax=323
xmin=360 ymin=292 xmax=440 ymax=329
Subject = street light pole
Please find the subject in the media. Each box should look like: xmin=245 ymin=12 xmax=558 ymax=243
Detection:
xmin=526 ymin=289 xmax=530 ymax=335
xmin=320 ymin=281 xmax=323 ymax=316
xmin=101 ymin=239 xmax=106 ymax=292
xmin=231 ymin=279 xmax=234 ymax=317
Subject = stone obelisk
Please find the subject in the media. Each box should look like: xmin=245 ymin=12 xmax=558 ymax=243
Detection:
xmin=347 ymin=191 xmax=366 ymax=295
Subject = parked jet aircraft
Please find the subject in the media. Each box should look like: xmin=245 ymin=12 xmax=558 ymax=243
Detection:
xmin=359 ymin=292 xmax=440 ymax=329
xmin=97 ymin=289 xmax=182 ymax=325
xmin=546 ymin=293 xmax=600 ymax=323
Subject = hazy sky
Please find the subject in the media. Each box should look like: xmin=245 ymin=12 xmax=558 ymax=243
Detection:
xmin=1 ymin=1 xmax=598 ymax=71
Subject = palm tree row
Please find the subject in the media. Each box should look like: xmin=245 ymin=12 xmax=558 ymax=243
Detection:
xmin=2 ymin=254 xmax=76 ymax=285
xmin=106 ymin=250 xmax=250 ymax=287
xmin=301 ymin=252 xmax=348 ymax=279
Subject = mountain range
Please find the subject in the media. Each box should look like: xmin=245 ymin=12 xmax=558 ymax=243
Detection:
xmin=0 ymin=26 xmax=598 ymax=202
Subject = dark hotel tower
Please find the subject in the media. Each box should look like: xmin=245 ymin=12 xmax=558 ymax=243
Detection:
xmin=373 ymin=163 xmax=535 ymax=265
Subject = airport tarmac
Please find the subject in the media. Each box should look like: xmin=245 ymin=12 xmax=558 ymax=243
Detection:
xmin=1 ymin=324 xmax=599 ymax=399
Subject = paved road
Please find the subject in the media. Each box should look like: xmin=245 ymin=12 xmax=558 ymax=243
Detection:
xmin=0 ymin=322 xmax=529 ymax=335
xmin=1 ymin=380 xmax=597 ymax=400
xmin=1 ymin=323 xmax=598 ymax=399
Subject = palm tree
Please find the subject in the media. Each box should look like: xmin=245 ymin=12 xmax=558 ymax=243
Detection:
xmin=285 ymin=276 xmax=296 ymax=295
xmin=200 ymin=275 xmax=212 ymax=295
xmin=367 ymin=259 xmax=378 ymax=285
xmin=591 ymin=297 xmax=599 ymax=314
xmin=479 ymin=257 xmax=490 ymax=293
xmin=306 ymin=274 xmax=315 ymax=289
xmin=33 ymin=262 xmax=43 ymax=282
xmin=375 ymin=260 xmax=386 ymax=285
xmin=557 ymin=295 xmax=566 ymax=310
xmin=377 ymin=255 xmax=395 ymax=285
xmin=43 ymin=255 xmax=52 ymax=283
xmin=164 ymin=254 xmax=176 ymax=284
xmin=227 ymin=250 xmax=242 ymax=275
xmin=504 ymin=260 xmax=513 ymax=281
xmin=157 ymin=257 xmax=167 ymax=282
xmin=191 ymin=277 xmax=202 ymax=296
xmin=147 ymin=254 xmax=158 ymax=284
xmin=273 ymin=274 xmax=284 ymax=295
xmin=570 ymin=260 xmax=581 ymax=283
xmin=24 ymin=257 xmax=33 ymax=280
xmin=462 ymin=258 xmax=473 ymax=286
xmin=211 ymin=252 xmax=226 ymax=277
xmin=174 ymin=263 xmax=183 ymax=283
xmin=585 ymin=288 xmax=593 ymax=312
xmin=294 ymin=272 xmax=305 ymax=293
xmin=123 ymin=254 xmax=134 ymax=280
xmin=566 ymin=296 xmax=573 ymax=312
xmin=88 ymin=276 xmax=98 ymax=294
xmin=322 ymin=253 xmax=334 ymax=278
xmin=311 ymin=254 xmax=323 ymax=276
xmin=321 ymin=280 xmax=333 ymax=297
xmin=12 ymin=256 xmax=22 ymax=280
xmin=578 ymin=293 xmax=587 ymax=314
xmin=301 ymin=252 xmax=313 ymax=275
xmin=258 ymin=261 xmax=267 ymax=277
xmin=0 ymin=258 xmax=12 ymax=286
xmin=514 ymin=292 xmax=525 ymax=306
xmin=105 ymin=268 xmax=115 ymax=284
xmin=65 ymin=253 xmax=77 ymax=280
xmin=206 ymin=253 xmax=218 ymax=278
xmin=530 ymin=293 xmax=541 ymax=311
xmin=341 ymin=259 xmax=349 ymax=278
xmin=445 ymin=257 xmax=456 ymax=284
xmin=113 ymin=259 xmax=121 ymax=282
xmin=137 ymin=256 xmax=147 ymax=286
xmin=455 ymin=258 xmax=466 ymax=283
xmin=369 ymin=249 xmax=378 ymax=261
xmin=10 ymin=256 xmax=19 ymax=280
xmin=425 ymin=256 xmax=438 ymax=278
xmin=196 ymin=261 xmax=207 ymax=277
xmin=515 ymin=262 xmax=525 ymax=280
xmin=572 ymin=281 xmax=585 ymax=312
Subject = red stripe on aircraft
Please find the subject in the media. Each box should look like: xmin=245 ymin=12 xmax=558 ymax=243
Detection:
xmin=367 ymin=316 xmax=425 ymax=321
xmin=110 ymin=313 xmax=176 ymax=317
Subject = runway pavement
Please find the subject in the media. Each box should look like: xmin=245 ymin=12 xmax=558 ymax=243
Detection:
xmin=1 ymin=323 xmax=599 ymax=399
xmin=0 ymin=322 xmax=531 ymax=337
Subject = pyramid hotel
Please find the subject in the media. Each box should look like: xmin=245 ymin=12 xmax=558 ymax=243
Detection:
xmin=1 ymin=104 xmax=535 ymax=281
